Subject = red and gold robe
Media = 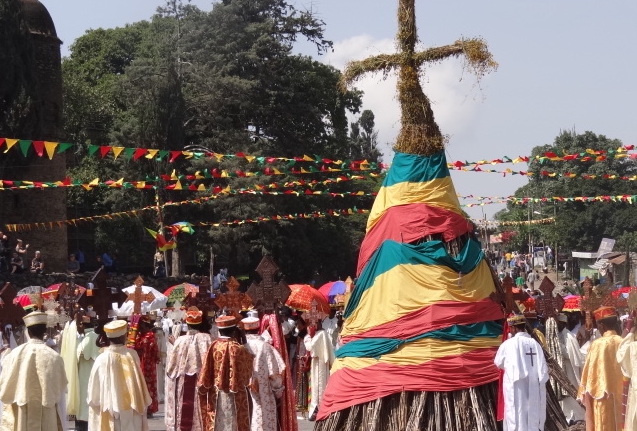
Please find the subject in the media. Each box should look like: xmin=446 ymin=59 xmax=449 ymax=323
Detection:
xmin=136 ymin=331 xmax=160 ymax=414
xmin=198 ymin=337 xmax=254 ymax=431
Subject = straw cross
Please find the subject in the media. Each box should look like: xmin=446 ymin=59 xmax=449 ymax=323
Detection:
xmin=340 ymin=0 xmax=497 ymax=155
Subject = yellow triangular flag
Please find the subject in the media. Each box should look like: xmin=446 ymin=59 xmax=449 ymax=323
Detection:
xmin=173 ymin=181 xmax=182 ymax=190
xmin=44 ymin=141 xmax=58 ymax=160
xmin=136 ymin=182 xmax=146 ymax=189
xmin=245 ymin=155 xmax=255 ymax=163
xmin=197 ymin=184 xmax=206 ymax=191
xmin=302 ymin=155 xmax=314 ymax=161
xmin=170 ymin=170 xmax=178 ymax=180
xmin=88 ymin=178 xmax=99 ymax=187
xmin=145 ymin=149 xmax=159 ymax=159
xmin=112 ymin=147 xmax=125 ymax=159
xmin=4 ymin=139 xmax=18 ymax=153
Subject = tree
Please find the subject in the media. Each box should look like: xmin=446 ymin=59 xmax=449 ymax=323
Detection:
xmin=349 ymin=110 xmax=382 ymax=161
xmin=496 ymin=130 xmax=637 ymax=254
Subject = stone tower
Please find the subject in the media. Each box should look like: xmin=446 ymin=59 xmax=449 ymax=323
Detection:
xmin=0 ymin=0 xmax=68 ymax=271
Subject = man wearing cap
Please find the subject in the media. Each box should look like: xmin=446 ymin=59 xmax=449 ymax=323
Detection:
xmin=198 ymin=315 xmax=254 ymax=431
xmin=555 ymin=313 xmax=585 ymax=424
xmin=494 ymin=314 xmax=548 ymax=431
xmin=0 ymin=311 xmax=67 ymax=431
xmin=165 ymin=307 xmax=214 ymax=431
xmin=87 ymin=319 xmax=152 ymax=431
xmin=577 ymin=306 xmax=623 ymax=431
xmin=241 ymin=311 xmax=286 ymax=431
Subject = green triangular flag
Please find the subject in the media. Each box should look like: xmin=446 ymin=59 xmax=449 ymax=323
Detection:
xmin=88 ymin=145 xmax=99 ymax=156
xmin=57 ymin=142 xmax=73 ymax=153
xmin=123 ymin=147 xmax=136 ymax=159
xmin=158 ymin=150 xmax=169 ymax=160
xmin=18 ymin=140 xmax=31 ymax=157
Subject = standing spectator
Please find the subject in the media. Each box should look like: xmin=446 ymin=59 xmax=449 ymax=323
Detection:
xmin=153 ymin=251 xmax=165 ymax=278
xmin=563 ymin=261 xmax=569 ymax=278
xmin=10 ymin=252 xmax=23 ymax=274
xmin=30 ymin=251 xmax=45 ymax=274
xmin=15 ymin=239 xmax=28 ymax=269
xmin=67 ymin=254 xmax=80 ymax=273
xmin=101 ymin=252 xmax=114 ymax=273
xmin=0 ymin=233 xmax=8 ymax=273
xmin=75 ymin=249 xmax=86 ymax=272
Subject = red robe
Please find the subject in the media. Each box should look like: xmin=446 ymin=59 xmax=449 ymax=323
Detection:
xmin=135 ymin=331 xmax=160 ymax=414
xmin=198 ymin=338 xmax=253 ymax=431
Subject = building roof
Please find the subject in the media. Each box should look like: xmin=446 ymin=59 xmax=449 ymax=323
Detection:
xmin=20 ymin=0 xmax=60 ymax=41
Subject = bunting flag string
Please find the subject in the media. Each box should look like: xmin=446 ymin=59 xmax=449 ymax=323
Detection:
xmin=0 ymin=178 xmax=155 ymax=191
xmin=451 ymin=165 xmax=637 ymax=181
xmin=3 ymin=136 xmax=635 ymax=169
xmin=471 ymin=217 xmax=556 ymax=226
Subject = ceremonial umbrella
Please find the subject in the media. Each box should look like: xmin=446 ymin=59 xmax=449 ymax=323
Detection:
xmin=562 ymin=295 xmax=581 ymax=312
xmin=163 ymin=282 xmax=198 ymax=305
xmin=286 ymin=284 xmax=330 ymax=314
xmin=318 ymin=280 xmax=347 ymax=304
xmin=46 ymin=283 xmax=87 ymax=298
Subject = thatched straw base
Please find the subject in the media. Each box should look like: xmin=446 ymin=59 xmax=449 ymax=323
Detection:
xmin=314 ymin=382 xmax=568 ymax=431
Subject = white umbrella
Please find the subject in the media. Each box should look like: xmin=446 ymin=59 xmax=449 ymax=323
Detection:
xmin=115 ymin=285 xmax=168 ymax=317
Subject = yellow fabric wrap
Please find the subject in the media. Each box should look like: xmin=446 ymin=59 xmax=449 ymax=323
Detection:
xmin=332 ymin=336 xmax=501 ymax=372
xmin=366 ymin=176 xmax=462 ymax=231
xmin=342 ymin=260 xmax=495 ymax=337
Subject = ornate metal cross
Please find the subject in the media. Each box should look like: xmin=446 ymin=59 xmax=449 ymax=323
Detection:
xmin=580 ymin=276 xmax=615 ymax=329
xmin=340 ymin=0 xmax=497 ymax=155
xmin=0 ymin=282 xmax=26 ymax=327
xmin=214 ymin=276 xmax=252 ymax=318
xmin=535 ymin=277 xmax=565 ymax=319
xmin=246 ymin=256 xmax=291 ymax=313
xmin=126 ymin=276 xmax=155 ymax=315
xmin=187 ymin=276 xmax=217 ymax=318
xmin=302 ymin=299 xmax=327 ymax=328
xmin=490 ymin=275 xmax=530 ymax=314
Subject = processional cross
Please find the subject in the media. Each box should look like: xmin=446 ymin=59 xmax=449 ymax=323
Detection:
xmin=535 ymin=277 xmax=565 ymax=319
xmin=340 ymin=0 xmax=497 ymax=155
xmin=302 ymin=299 xmax=327 ymax=328
xmin=214 ymin=276 xmax=252 ymax=318
xmin=490 ymin=275 xmax=530 ymax=314
xmin=0 ymin=282 xmax=26 ymax=327
xmin=186 ymin=277 xmax=217 ymax=318
xmin=126 ymin=276 xmax=155 ymax=315
xmin=246 ymin=256 xmax=291 ymax=313
xmin=580 ymin=276 xmax=615 ymax=329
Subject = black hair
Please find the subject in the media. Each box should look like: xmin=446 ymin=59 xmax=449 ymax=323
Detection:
xmin=27 ymin=323 xmax=47 ymax=339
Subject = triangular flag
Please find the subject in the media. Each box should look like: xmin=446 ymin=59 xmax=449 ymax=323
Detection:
xmin=133 ymin=148 xmax=147 ymax=160
xmin=173 ymin=181 xmax=183 ymax=190
xmin=18 ymin=140 xmax=31 ymax=157
xmin=57 ymin=142 xmax=73 ymax=153
xmin=4 ymin=139 xmax=18 ymax=153
xmin=145 ymin=149 xmax=159 ymax=159
xmin=158 ymin=150 xmax=169 ymax=160
xmin=87 ymin=145 xmax=99 ymax=156
xmin=44 ymin=141 xmax=58 ymax=160
xmin=32 ymin=141 xmax=45 ymax=157
xmin=112 ymin=147 xmax=125 ymax=159
xmin=123 ymin=147 xmax=136 ymax=159
xmin=99 ymin=146 xmax=112 ymax=158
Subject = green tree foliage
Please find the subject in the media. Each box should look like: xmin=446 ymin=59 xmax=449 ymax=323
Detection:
xmin=62 ymin=0 xmax=381 ymax=279
xmin=350 ymin=110 xmax=383 ymax=161
xmin=495 ymin=131 xmax=637 ymax=253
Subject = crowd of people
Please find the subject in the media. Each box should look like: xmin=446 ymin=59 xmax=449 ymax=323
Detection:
xmin=0 ymin=232 xmax=47 ymax=275
xmin=0 ymin=302 xmax=342 ymax=431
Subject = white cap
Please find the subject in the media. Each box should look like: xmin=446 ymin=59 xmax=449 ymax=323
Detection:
xmin=556 ymin=313 xmax=568 ymax=323
xmin=23 ymin=312 xmax=48 ymax=327
xmin=104 ymin=320 xmax=128 ymax=338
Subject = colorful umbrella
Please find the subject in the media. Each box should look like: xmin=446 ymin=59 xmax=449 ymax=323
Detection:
xmin=46 ymin=283 xmax=86 ymax=298
xmin=286 ymin=284 xmax=330 ymax=314
xmin=318 ymin=280 xmax=347 ymax=304
xmin=163 ymin=283 xmax=198 ymax=305
xmin=563 ymin=295 xmax=581 ymax=312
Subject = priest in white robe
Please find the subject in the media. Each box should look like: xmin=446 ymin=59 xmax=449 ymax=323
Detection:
xmin=59 ymin=319 xmax=80 ymax=419
xmin=241 ymin=312 xmax=286 ymax=431
xmin=618 ymin=325 xmax=637 ymax=431
xmin=555 ymin=313 xmax=585 ymax=424
xmin=165 ymin=307 xmax=214 ymax=431
xmin=0 ymin=311 xmax=68 ymax=431
xmin=494 ymin=314 xmax=548 ymax=431
xmin=87 ymin=319 xmax=151 ymax=431
xmin=75 ymin=317 xmax=100 ymax=431
xmin=305 ymin=322 xmax=335 ymax=421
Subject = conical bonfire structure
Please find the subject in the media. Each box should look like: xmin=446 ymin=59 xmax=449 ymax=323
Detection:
xmin=314 ymin=2 xmax=564 ymax=431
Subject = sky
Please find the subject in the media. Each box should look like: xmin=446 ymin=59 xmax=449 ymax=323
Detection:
xmin=42 ymin=0 xmax=637 ymax=221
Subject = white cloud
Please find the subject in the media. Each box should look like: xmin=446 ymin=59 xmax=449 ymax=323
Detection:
xmin=321 ymin=35 xmax=489 ymax=162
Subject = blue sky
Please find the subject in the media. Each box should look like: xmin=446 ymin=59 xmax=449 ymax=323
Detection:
xmin=42 ymin=0 xmax=637 ymax=220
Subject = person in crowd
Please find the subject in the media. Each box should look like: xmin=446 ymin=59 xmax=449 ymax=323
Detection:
xmin=153 ymin=250 xmax=166 ymax=277
xmin=198 ymin=315 xmax=254 ymax=431
xmin=14 ymin=239 xmax=28 ymax=262
xmin=165 ymin=307 xmax=214 ymax=431
xmin=135 ymin=316 xmax=160 ymax=418
xmin=87 ymin=319 xmax=151 ymax=431
xmin=30 ymin=250 xmax=45 ymax=274
xmin=75 ymin=316 xmax=99 ymax=431
xmin=9 ymin=252 xmax=22 ymax=274
xmin=305 ymin=319 xmax=336 ymax=421
xmin=618 ymin=321 xmax=637 ymax=431
xmin=67 ymin=253 xmax=80 ymax=273
xmin=494 ymin=314 xmax=548 ymax=431
xmin=578 ymin=306 xmax=624 ymax=430
xmin=101 ymin=251 xmax=114 ymax=272
xmin=321 ymin=308 xmax=340 ymax=350
xmin=555 ymin=313 xmax=585 ymax=424
xmin=75 ymin=249 xmax=86 ymax=272
xmin=294 ymin=318 xmax=311 ymax=417
xmin=0 ymin=311 xmax=68 ymax=430
xmin=242 ymin=311 xmax=286 ymax=431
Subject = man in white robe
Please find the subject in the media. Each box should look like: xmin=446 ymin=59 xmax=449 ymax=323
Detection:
xmin=87 ymin=319 xmax=151 ymax=431
xmin=0 ymin=332 xmax=11 ymax=416
xmin=618 ymin=325 xmax=637 ymax=431
xmin=241 ymin=313 xmax=286 ymax=431
xmin=494 ymin=314 xmax=548 ymax=431
xmin=555 ymin=314 xmax=585 ymax=424
xmin=59 ymin=319 xmax=80 ymax=420
xmin=75 ymin=317 xmax=100 ymax=431
xmin=305 ymin=322 xmax=335 ymax=421
xmin=165 ymin=307 xmax=214 ymax=431
xmin=0 ymin=311 xmax=67 ymax=431
xmin=321 ymin=310 xmax=340 ymax=350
